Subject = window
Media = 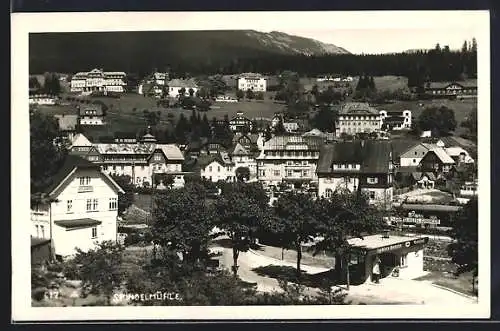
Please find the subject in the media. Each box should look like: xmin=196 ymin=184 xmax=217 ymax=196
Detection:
xmin=218 ymin=166 xmax=221 ymax=172
xmin=109 ymin=197 xmax=118 ymax=210
xmin=92 ymin=199 xmax=98 ymax=211
xmin=367 ymin=177 xmax=378 ymax=184
xmin=91 ymin=227 xmax=98 ymax=239
xmin=154 ymin=154 xmax=162 ymax=161
xmin=86 ymin=199 xmax=92 ymax=211
xmin=103 ymin=165 xmax=108 ymax=170
xmin=287 ymin=170 xmax=293 ymax=177
xmin=369 ymin=191 xmax=376 ymax=199
xmin=79 ymin=176 xmax=91 ymax=185
xmin=325 ymin=189 xmax=333 ymax=198
xmin=112 ymin=165 xmax=116 ymax=171
xmin=40 ymin=225 xmax=45 ymax=238
xmin=413 ymin=159 xmax=417 ymax=163
xmin=67 ymin=200 xmax=73 ymax=213
xmin=414 ymin=151 xmax=417 ymax=155
xmin=209 ymin=166 xmax=212 ymax=172
xmin=35 ymin=225 xmax=39 ymax=238
xmin=302 ymin=170 xmax=309 ymax=177
xmin=400 ymin=253 xmax=408 ymax=267
xmin=274 ymin=170 xmax=280 ymax=177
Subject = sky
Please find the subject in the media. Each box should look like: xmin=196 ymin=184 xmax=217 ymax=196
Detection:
xmin=266 ymin=28 xmax=478 ymax=54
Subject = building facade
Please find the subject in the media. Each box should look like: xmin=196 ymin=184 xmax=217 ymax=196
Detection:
xmin=256 ymin=136 xmax=322 ymax=188
xmin=69 ymin=133 xmax=186 ymax=188
xmin=379 ymin=110 xmax=412 ymax=131
xmin=335 ymin=102 xmax=381 ymax=137
xmin=316 ymin=140 xmax=394 ymax=209
xmin=167 ymin=78 xmax=199 ymax=98
xmin=237 ymin=73 xmax=267 ymax=92
xmin=78 ymin=104 xmax=105 ymax=125
xmin=399 ymin=143 xmax=436 ymax=167
xmin=424 ymin=81 xmax=477 ymax=98
xmin=199 ymin=153 xmax=235 ymax=183
xmin=229 ymin=112 xmax=254 ymax=133
xmin=31 ymin=156 xmax=124 ymax=259
xmin=70 ymin=68 xmax=127 ymax=94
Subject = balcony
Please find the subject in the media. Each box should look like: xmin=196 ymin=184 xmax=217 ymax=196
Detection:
xmin=78 ymin=185 xmax=94 ymax=193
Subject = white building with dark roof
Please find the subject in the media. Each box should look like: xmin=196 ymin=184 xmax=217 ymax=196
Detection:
xmin=237 ymin=73 xmax=267 ymax=92
xmin=167 ymin=78 xmax=199 ymax=98
xmin=31 ymin=155 xmax=124 ymax=259
xmin=70 ymin=68 xmax=127 ymax=94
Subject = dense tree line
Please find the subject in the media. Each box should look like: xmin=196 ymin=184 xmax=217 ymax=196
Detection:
xmin=30 ymin=31 xmax=477 ymax=85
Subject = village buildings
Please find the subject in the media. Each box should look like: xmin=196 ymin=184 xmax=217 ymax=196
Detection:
xmin=78 ymin=104 xmax=106 ymax=125
xmin=68 ymin=133 xmax=186 ymax=188
xmin=54 ymin=114 xmax=79 ymax=142
xmin=229 ymin=112 xmax=254 ymax=133
xmin=70 ymin=68 xmax=127 ymax=94
xmin=30 ymin=155 xmax=124 ymax=260
xmin=379 ymin=110 xmax=412 ymax=131
xmin=166 ymin=78 xmax=199 ymax=98
xmin=424 ymin=80 xmax=477 ymax=98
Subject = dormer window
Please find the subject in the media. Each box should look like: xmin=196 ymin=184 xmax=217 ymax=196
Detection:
xmin=367 ymin=177 xmax=378 ymax=184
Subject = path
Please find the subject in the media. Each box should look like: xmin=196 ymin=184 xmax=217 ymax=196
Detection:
xmin=212 ymin=243 xmax=477 ymax=305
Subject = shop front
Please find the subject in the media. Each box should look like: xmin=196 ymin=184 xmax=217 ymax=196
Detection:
xmin=345 ymin=234 xmax=429 ymax=284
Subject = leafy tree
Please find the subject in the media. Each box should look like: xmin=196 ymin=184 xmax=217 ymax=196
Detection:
xmin=73 ymin=241 xmax=125 ymax=305
xmin=42 ymin=72 xmax=62 ymax=95
xmin=255 ymin=91 xmax=264 ymax=100
xmin=200 ymin=114 xmax=211 ymax=138
xmin=215 ymin=182 xmax=269 ymax=275
xmin=110 ymin=174 xmax=135 ymax=215
xmin=188 ymin=88 xmax=195 ymax=97
xmin=272 ymin=191 xmax=319 ymax=278
xmin=447 ymin=198 xmax=478 ymax=286
xmin=246 ymin=89 xmax=255 ymax=100
xmin=313 ymin=190 xmax=383 ymax=288
xmin=152 ymin=186 xmax=214 ymax=264
xmin=274 ymin=119 xmax=287 ymax=134
xmin=30 ymin=111 xmax=67 ymax=195
xmin=235 ymin=167 xmax=250 ymax=182
xmin=236 ymin=89 xmax=245 ymax=100
xmin=153 ymin=173 xmax=175 ymax=188
xmin=178 ymin=87 xmax=186 ymax=99
xmin=418 ymin=106 xmax=457 ymax=136
xmin=461 ymin=109 xmax=477 ymax=140
xmin=311 ymin=105 xmax=338 ymax=132
xmin=29 ymin=76 xmax=42 ymax=91
xmin=311 ymin=84 xmax=319 ymax=98
xmin=368 ymin=76 xmax=376 ymax=90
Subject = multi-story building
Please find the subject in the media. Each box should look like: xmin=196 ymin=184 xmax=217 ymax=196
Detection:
xmin=79 ymin=104 xmax=105 ymax=125
xmin=237 ymin=73 xmax=267 ymax=92
xmin=316 ymin=140 xmax=394 ymax=209
xmin=138 ymin=72 xmax=169 ymax=97
xmin=399 ymin=143 xmax=437 ymax=167
xmin=70 ymin=68 xmax=127 ymax=94
xmin=69 ymin=133 xmax=186 ymax=188
xmin=335 ymin=102 xmax=381 ymax=137
xmin=29 ymin=94 xmax=58 ymax=105
xmin=54 ymin=114 xmax=79 ymax=142
xmin=231 ymin=143 xmax=258 ymax=179
xmin=379 ymin=110 xmax=412 ymax=131
xmin=30 ymin=155 xmax=124 ymax=259
xmin=198 ymin=152 xmax=235 ymax=183
xmin=256 ymin=136 xmax=322 ymax=189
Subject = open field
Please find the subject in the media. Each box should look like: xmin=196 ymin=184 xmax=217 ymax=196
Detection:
xmin=300 ymin=75 xmax=409 ymax=92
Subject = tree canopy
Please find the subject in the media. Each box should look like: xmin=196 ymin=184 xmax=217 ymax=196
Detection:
xmin=417 ymin=106 xmax=457 ymax=137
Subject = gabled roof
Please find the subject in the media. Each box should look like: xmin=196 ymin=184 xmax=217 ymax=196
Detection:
xmin=197 ymin=153 xmax=233 ymax=168
xmin=71 ymin=133 xmax=92 ymax=147
xmin=426 ymin=80 xmax=477 ymax=89
xmin=263 ymin=135 xmax=322 ymax=151
xmin=54 ymin=114 xmax=79 ymax=131
xmin=79 ymin=104 xmax=104 ymax=116
xmin=157 ymin=144 xmax=185 ymax=160
xmin=316 ymin=140 xmax=392 ymax=174
xmin=302 ymin=129 xmax=326 ymax=137
xmin=339 ymin=102 xmax=378 ymax=115
xmin=445 ymin=147 xmax=469 ymax=157
xmin=42 ymin=155 xmax=125 ymax=196
xmin=427 ymin=148 xmax=455 ymax=164
xmin=231 ymin=143 xmax=252 ymax=156
xmin=399 ymin=143 xmax=436 ymax=158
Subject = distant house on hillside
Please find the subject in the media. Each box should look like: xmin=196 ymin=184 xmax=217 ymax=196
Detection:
xmin=424 ymin=80 xmax=477 ymax=98
xmin=379 ymin=110 xmax=412 ymax=131
xmin=78 ymin=104 xmax=105 ymax=125
xmin=167 ymin=78 xmax=199 ymax=98
xmin=229 ymin=112 xmax=253 ymax=133
xmin=138 ymin=71 xmax=169 ymax=97
xmin=29 ymin=94 xmax=58 ymax=106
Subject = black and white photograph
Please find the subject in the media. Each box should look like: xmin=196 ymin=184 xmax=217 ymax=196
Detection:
xmin=12 ymin=10 xmax=490 ymax=321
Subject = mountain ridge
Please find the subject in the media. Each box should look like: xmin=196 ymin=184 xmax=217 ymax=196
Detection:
xmin=29 ymin=30 xmax=350 ymax=74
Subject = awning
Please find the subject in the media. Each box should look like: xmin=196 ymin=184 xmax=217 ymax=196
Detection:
xmin=31 ymin=236 xmax=51 ymax=247
xmin=54 ymin=218 xmax=102 ymax=229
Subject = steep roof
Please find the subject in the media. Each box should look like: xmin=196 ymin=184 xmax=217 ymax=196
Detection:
xmin=428 ymin=148 xmax=455 ymax=164
xmin=71 ymin=133 xmax=92 ymax=147
xmin=231 ymin=143 xmax=252 ymax=156
xmin=43 ymin=155 xmax=98 ymax=194
xmin=316 ymin=140 xmax=392 ymax=174
xmin=54 ymin=114 xmax=78 ymax=131
xmin=93 ymin=143 xmax=183 ymax=160
xmin=79 ymin=104 xmax=104 ymax=116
